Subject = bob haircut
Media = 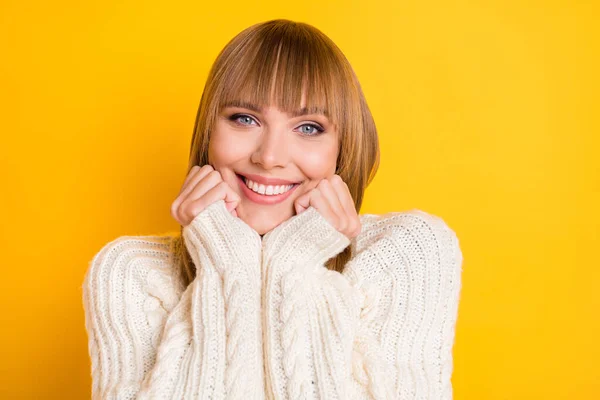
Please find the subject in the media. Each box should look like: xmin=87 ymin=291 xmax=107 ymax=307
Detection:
xmin=170 ymin=19 xmax=380 ymax=288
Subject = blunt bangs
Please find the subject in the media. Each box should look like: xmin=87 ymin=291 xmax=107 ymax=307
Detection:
xmin=214 ymin=21 xmax=350 ymax=132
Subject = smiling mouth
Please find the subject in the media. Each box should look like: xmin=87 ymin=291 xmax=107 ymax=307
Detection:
xmin=235 ymin=173 xmax=301 ymax=196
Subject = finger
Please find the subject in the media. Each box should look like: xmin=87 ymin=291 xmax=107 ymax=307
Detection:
xmin=178 ymin=164 xmax=211 ymax=196
xmin=186 ymin=172 xmax=240 ymax=216
xmin=223 ymin=184 xmax=241 ymax=212
xmin=176 ymin=170 xmax=223 ymax=223
xmin=172 ymin=165 xmax=214 ymax=214
xmin=294 ymin=189 xmax=312 ymax=215
xmin=182 ymin=181 xmax=232 ymax=226
xmin=330 ymin=175 xmax=361 ymax=237
xmin=317 ymin=179 xmax=348 ymax=231
xmin=179 ymin=165 xmax=201 ymax=194
xmin=308 ymin=187 xmax=341 ymax=230
xmin=173 ymin=167 xmax=205 ymax=223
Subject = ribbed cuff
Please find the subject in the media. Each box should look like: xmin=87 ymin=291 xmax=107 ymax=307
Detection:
xmin=182 ymin=200 xmax=261 ymax=274
xmin=262 ymin=206 xmax=351 ymax=270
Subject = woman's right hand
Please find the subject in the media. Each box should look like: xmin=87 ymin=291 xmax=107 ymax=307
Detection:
xmin=170 ymin=164 xmax=241 ymax=227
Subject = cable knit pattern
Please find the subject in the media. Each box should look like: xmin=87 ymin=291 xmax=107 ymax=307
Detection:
xmin=261 ymin=206 xmax=463 ymax=400
xmin=82 ymin=200 xmax=264 ymax=399
xmin=144 ymin=266 xmax=181 ymax=348
xmin=262 ymin=207 xmax=352 ymax=399
xmin=182 ymin=200 xmax=262 ymax=400
xmin=82 ymin=203 xmax=463 ymax=399
xmin=279 ymin=268 xmax=311 ymax=399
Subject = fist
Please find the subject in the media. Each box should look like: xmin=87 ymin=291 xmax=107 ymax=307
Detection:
xmin=293 ymin=174 xmax=361 ymax=240
xmin=170 ymin=165 xmax=241 ymax=227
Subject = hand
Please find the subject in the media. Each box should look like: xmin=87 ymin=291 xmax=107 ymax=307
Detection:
xmin=171 ymin=164 xmax=241 ymax=227
xmin=293 ymin=174 xmax=361 ymax=240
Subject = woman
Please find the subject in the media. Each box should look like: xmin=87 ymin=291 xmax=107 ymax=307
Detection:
xmin=82 ymin=19 xmax=463 ymax=400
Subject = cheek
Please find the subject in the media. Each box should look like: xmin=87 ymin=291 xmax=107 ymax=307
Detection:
xmin=208 ymin=126 xmax=250 ymax=167
xmin=296 ymin=144 xmax=338 ymax=179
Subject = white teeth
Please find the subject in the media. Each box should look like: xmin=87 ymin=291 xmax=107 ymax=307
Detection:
xmin=243 ymin=177 xmax=294 ymax=196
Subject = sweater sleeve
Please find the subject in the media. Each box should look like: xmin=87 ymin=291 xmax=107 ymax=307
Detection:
xmin=260 ymin=207 xmax=463 ymax=400
xmin=82 ymin=200 xmax=264 ymax=400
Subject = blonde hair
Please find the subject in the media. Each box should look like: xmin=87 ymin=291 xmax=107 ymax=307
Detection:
xmin=170 ymin=19 xmax=380 ymax=288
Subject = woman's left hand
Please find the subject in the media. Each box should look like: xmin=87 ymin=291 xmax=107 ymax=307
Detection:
xmin=294 ymin=174 xmax=362 ymax=240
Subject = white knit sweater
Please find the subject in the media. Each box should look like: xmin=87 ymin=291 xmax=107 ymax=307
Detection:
xmin=82 ymin=199 xmax=463 ymax=399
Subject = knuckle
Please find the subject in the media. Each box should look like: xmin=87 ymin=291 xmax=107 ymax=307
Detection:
xmin=333 ymin=216 xmax=342 ymax=230
xmin=188 ymin=204 xmax=205 ymax=221
xmin=215 ymin=182 xmax=230 ymax=196
xmin=188 ymin=206 xmax=200 ymax=219
xmin=179 ymin=198 xmax=189 ymax=211
xmin=331 ymin=174 xmax=343 ymax=184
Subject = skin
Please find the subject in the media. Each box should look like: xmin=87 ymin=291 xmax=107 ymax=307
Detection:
xmin=171 ymin=100 xmax=361 ymax=240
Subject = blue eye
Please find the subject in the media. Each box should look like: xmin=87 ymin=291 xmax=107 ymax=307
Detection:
xmin=230 ymin=114 xmax=258 ymax=126
xmin=298 ymin=123 xmax=325 ymax=136
xmin=231 ymin=114 xmax=256 ymax=125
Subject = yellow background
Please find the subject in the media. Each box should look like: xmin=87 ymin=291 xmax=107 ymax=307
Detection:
xmin=1 ymin=0 xmax=598 ymax=398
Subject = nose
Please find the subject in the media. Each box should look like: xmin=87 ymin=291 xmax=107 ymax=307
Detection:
xmin=250 ymin=127 xmax=289 ymax=170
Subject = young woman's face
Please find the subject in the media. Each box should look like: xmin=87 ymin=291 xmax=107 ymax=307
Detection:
xmin=208 ymin=101 xmax=339 ymax=235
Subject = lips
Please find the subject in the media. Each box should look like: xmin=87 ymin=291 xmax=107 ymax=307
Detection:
xmin=236 ymin=174 xmax=300 ymax=205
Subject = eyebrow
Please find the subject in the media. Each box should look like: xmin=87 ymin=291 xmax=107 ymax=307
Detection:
xmin=222 ymin=100 xmax=330 ymax=119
